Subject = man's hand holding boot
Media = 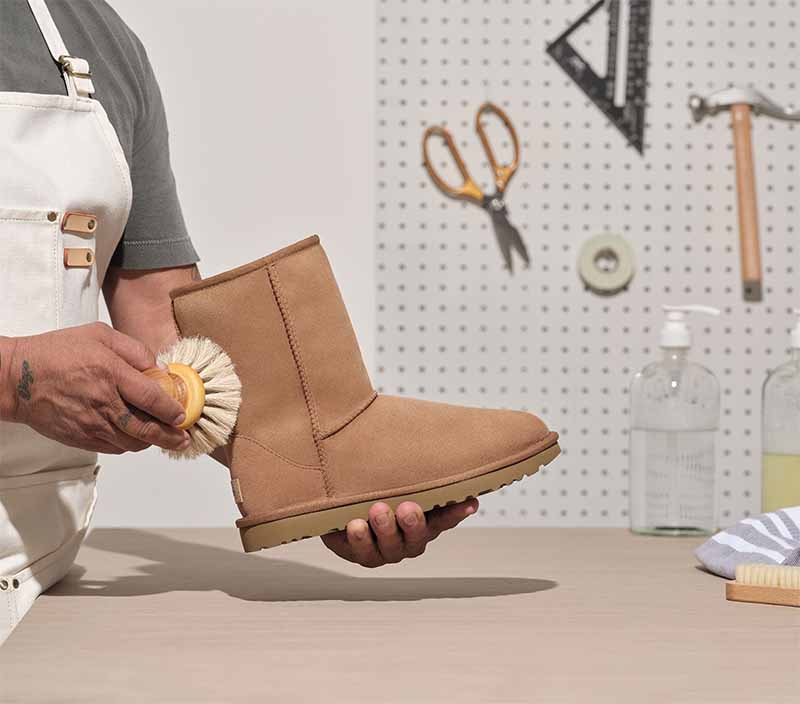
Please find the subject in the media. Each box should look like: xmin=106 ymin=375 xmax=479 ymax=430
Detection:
xmin=322 ymin=499 xmax=479 ymax=567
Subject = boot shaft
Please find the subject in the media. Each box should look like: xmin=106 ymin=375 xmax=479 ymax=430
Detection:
xmin=169 ymin=236 xmax=375 ymax=470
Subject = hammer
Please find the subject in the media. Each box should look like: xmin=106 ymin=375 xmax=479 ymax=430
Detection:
xmin=688 ymin=88 xmax=800 ymax=302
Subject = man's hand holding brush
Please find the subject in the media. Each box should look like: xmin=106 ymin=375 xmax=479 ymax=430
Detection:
xmin=0 ymin=323 xmax=190 ymax=455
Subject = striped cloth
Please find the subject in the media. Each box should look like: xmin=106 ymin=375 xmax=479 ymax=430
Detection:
xmin=695 ymin=507 xmax=800 ymax=579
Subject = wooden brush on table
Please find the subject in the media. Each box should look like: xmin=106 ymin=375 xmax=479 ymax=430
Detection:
xmin=726 ymin=564 xmax=800 ymax=607
xmin=143 ymin=336 xmax=242 ymax=459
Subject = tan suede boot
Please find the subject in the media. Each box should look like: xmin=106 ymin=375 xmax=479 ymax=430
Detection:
xmin=169 ymin=236 xmax=560 ymax=551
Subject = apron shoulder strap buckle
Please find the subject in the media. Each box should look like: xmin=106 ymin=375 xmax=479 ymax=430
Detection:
xmin=56 ymin=55 xmax=95 ymax=98
xmin=58 ymin=55 xmax=92 ymax=80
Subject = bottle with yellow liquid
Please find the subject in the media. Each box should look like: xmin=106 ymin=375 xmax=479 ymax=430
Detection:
xmin=762 ymin=310 xmax=800 ymax=512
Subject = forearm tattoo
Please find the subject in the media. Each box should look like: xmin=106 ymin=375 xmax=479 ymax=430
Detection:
xmin=16 ymin=360 xmax=33 ymax=401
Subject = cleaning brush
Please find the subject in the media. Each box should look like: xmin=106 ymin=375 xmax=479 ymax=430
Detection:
xmin=726 ymin=563 xmax=800 ymax=607
xmin=142 ymin=336 xmax=242 ymax=459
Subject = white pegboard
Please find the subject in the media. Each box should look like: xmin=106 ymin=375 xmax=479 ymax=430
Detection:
xmin=374 ymin=0 xmax=800 ymax=526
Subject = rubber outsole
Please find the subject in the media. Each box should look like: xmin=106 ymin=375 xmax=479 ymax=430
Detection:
xmin=239 ymin=442 xmax=561 ymax=552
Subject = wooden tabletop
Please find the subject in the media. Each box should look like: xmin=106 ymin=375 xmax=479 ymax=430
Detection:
xmin=1 ymin=527 xmax=796 ymax=703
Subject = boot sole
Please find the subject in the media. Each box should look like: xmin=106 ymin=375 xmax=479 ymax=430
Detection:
xmin=239 ymin=442 xmax=561 ymax=552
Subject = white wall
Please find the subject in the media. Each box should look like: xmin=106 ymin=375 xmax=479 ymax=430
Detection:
xmin=95 ymin=0 xmax=375 ymax=526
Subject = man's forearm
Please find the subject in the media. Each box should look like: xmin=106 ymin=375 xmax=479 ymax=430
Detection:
xmin=102 ymin=264 xmax=200 ymax=357
xmin=0 ymin=335 xmax=19 ymax=422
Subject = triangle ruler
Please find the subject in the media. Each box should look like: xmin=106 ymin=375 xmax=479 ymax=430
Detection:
xmin=546 ymin=0 xmax=652 ymax=154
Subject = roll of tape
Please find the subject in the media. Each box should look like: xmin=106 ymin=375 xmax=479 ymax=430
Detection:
xmin=578 ymin=234 xmax=635 ymax=295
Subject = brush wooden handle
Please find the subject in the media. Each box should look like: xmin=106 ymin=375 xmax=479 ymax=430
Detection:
xmin=726 ymin=581 xmax=800 ymax=607
xmin=143 ymin=364 xmax=205 ymax=430
xmin=731 ymin=103 xmax=763 ymax=302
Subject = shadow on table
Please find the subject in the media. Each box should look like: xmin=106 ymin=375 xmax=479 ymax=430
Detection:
xmin=47 ymin=529 xmax=557 ymax=603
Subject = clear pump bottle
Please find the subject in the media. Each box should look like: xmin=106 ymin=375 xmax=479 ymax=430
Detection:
xmin=762 ymin=310 xmax=800 ymax=512
xmin=629 ymin=305 xmax=721 ymax=535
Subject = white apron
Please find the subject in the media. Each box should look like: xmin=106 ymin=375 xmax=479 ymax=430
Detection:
xmin=0 ymin=0 xmax=132 ymax=644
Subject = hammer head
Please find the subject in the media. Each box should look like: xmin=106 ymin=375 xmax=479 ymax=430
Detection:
xmin=689 ymin=87 xmax=793 ymax=123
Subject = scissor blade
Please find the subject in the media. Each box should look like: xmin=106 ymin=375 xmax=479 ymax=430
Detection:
xmin=489 ymin=209 xmax=530 ymax=273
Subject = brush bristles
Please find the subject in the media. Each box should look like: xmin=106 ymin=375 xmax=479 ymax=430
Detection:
xmin=157 ymin=336 xmax=242 ymax=459
xmin=735 ymin=563 xmax=800 ymax=590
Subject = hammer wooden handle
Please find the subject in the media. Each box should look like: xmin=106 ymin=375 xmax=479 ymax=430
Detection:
xmin=731 ymin=103 xmax=762 ymax=301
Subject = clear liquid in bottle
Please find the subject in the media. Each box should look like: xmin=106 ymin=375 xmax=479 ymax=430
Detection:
xmin=629 ymin=428 xmax=716 ymax=535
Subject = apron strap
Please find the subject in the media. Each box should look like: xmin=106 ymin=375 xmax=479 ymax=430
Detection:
xmin=26 ymin=0 xmax=96 ymax=98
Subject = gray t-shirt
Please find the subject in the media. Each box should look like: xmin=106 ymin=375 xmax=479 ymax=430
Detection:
xmin=0 ymin=0 xmax=199 ymax=270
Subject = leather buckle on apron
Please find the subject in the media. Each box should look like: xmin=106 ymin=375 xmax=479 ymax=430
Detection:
xmin=63 ymin=248 xmax=94 ymax=268
xmin=61 ymin=212 xmax=97 ymax=235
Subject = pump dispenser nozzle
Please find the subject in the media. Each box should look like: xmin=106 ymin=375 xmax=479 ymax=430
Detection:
xmin=660 ymin=304 xmax=721 ymax=348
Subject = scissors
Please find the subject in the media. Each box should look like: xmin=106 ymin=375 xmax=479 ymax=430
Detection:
xmin=422 ymin=102 xmax=530 ymax=273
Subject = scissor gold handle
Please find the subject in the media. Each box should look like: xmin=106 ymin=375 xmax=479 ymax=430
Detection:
xmin=422 ymin=125 xmax=484 ymax=205
xmin=475 ymin=102 xmax=520 ymax=194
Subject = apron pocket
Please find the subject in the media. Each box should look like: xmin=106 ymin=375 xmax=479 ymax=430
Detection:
xmin=0 ymin=208 xmax=60 ymax=336
xmin=60 ymin=228 xmax=99 ymax=329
